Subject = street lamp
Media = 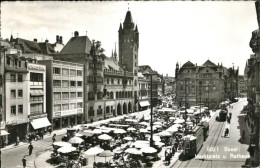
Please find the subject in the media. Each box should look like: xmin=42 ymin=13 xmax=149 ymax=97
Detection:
xmin=199 ymin=81 xmax=202 ymax=119
xmin=144 ymin=71 xmax=157 ymax=147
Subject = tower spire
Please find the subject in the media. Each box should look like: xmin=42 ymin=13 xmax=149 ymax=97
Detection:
xmin=114 ymin=42 xmax=117 ymax=62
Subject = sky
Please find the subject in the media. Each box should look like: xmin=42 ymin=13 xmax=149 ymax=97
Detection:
xmin=1 ymin=1 xmax=258 ymax=76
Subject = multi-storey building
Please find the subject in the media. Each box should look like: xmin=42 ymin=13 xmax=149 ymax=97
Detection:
xmin=38 ymin=60 xmax=84 ymax=129
xmin=238 ymin=75 xmax=247 ymax=97
xmin=2 ymin=46 xmax=49 ymax=143
xmin=175 ymin=60 xmax=238 ymax=109
xmin=54 ymin=10 xmax=139 ymax=123
xmin=138 ymin=72 xmax=150 ymax=111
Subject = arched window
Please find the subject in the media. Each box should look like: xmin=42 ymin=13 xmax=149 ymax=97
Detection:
xmin=88 ymin=92 xmax=95 ymax=101
xmin=97 ymin=91 xmax=103 ymax=100
xmin=134 ymin=70 xmax=137 ymax=76
xmin=116 ymin=92 xmax=118 ymax=99
xmin=134 ymin=80 xmax=137 ymax=86
xmin=110 ymin=92 xmax=114 ymax=99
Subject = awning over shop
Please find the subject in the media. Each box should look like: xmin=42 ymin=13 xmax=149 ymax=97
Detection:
xmin=31 ymin=117 xmax=51 ymax=129
xmin=1 ymin=130 xmax=10 ymax=136
xmin=30 ymin=90 xmax=44 ymax=96
xmin=139 ymin=101 xmax=150 ymax=107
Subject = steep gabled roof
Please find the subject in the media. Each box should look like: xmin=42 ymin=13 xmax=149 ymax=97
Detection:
xmin=15 ymin=38 xmax=42 ymax=53
xmin=60 ymin=36 xmax=91 ymax=55
xmin=202 ymin=60 xmax=217 ymax=67
xmin=104 ymin=56 xmax=122 ymax=71
xmin=182 ymin=61 xmax=195 ymax=68
xmin=38 ymin=42 xmax=55 ymax=55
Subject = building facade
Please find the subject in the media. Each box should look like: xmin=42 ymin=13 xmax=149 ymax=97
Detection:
xmin=39 ymin=60 xmax=84 ymax=129
xmin=2 ymin=46 xmax=49 ymax=143
xmin=238 ymin=75 xmax=247 ymax=97
xmin=175 ymin=60 xmax=238 ymax=109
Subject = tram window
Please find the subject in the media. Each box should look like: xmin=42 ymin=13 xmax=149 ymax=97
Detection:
xmin=184 ymin=141 xmax=190 ymax=149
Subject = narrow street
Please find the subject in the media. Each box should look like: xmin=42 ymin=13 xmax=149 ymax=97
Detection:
xmin=173 ymin=98 xmax=249 ymax=168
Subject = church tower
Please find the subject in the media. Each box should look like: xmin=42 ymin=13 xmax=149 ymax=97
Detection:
xmin=118 ymin=9 xmax=139 ymax=110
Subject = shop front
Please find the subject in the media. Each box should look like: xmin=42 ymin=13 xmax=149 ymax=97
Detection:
xmin=139 ymin=100 xmax=150 ymax=111
xmin=6 ymin=122 xmax=28 ymax=144
xmin=30 ymin=117 xmax=51 ymax=133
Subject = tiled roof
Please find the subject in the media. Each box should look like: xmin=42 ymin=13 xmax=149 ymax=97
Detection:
xmin=104 ymin=56 xmax=122 ymax=71
xmin=38 ymin=42 xmax=55 ymax=54
xmin=15 ymin=38 xmax=42 ymax=53
xmin=202 ymin=60 xmax=217 ymax=67
xmin=59 ymin=36 xmax=91 ymax=55
xmin=182 ymin=61 xmax=195 ymax=68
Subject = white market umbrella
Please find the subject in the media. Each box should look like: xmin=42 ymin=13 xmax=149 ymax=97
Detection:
xmin=57 ymin=146 xmax=76 ymax=154
xmin=153 ymin=122 xmax=163 ymax=125
xmin=98 ymin=134 xmax=112 ymax=141
xmin=154 ymin=141 xmax=165 ymax=147
xmin=147 ymin=135 xmax=161 ymax=142
xmin=140 ymin=146 xmax=157 ymax=154
xmin=140 ymin=128 xmax=149 ymax=133
xmin=157 ymin=131 xmax=172 ymax=137
xmin=53 ymin=141 xmax=72 ymax=148
xmin=68 ymin=137 xmax=84 ymax=144
xmin=75 ymin=133 xmax=83 ymax=137
xmin=123 ymin=137 xmax=133 ymax=141
xmin=139 ymin=122 xmax=149 ymax=125
xmin=174 ymin=119 xmax=185 ymax=124
xmin=93 ymin=129 xmax=103 ymax=134
xmin=114 ymin=129 xmax=127 ymax=134
xmin=127 ymin=127 xmax=136 ymax=131
xmin=84 ymin=147 xmax=104 ymax=162
xmin=98 ymin=150 xmax=114 ymax=162
xmin=125 ymin=148 xmax=142 ymax=155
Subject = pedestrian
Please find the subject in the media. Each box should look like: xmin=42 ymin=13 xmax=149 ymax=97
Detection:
xmin=28 ymin=143 xmax=33 ymax=155
xmin=224 ymin=128 xmax=229 ymax=137
xmin=48 ymin=127 xmax=52 ymax=134
xmin=242 ymin=130 xmax=245 ymax=140
xmin=172 ymin=145 xmax=176 ymax=156
xmin=52 ymin=134 xmax=56 ymax=143
xmin=40 ymin=130 xmax=44 ymax=139
xmin=16 ymin=136 xmax=20 ymax=146
xmin=22 ymin=156 xmax=26 ymax=168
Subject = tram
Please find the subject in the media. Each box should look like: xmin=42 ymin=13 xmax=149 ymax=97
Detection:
xmin=182 ymin=121 xmax=209 ymax=157
xmin=217 ymin=110 xmax=227 ymax=122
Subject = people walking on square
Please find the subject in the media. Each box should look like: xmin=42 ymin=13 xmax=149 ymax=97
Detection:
xmin=28 ymin=143 xmax=33 ymax=155
xmin=16 ymin=136 xmax=20 ymax=146
xmin=52 ymin=134 xmax=56 ymax=143
xmin=22 ymin=156 xmax=26 ymax=168
xmin=225 ymin=128 xmax=229 ymax=137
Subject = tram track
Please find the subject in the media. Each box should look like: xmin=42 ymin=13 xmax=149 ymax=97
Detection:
xmin=175 ymin=111 xmax=226 ymax=168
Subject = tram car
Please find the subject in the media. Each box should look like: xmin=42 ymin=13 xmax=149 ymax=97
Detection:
xmin=217 ymin=110 xmax=227 ymax=122
xmin=183 ymin=121 xmax=209 ymax=157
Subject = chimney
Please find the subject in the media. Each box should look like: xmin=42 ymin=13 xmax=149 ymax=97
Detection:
xmin=59 ymin=36 xmax=63 ymax=44
xmin=56 ymin=35 xmax=59 ymax=43
xmin=34 ymin=38 xmax=37 ymax=42
xmin=45 ymin=39 xmax=49 ymax=43
xmin=74 ymin=31 xmax=79 ymax=37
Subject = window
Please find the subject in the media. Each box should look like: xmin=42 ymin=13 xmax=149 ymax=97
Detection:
xmin=97 ymin=106 xmax=102 ymax=115
xmin=62 ymin=104 xmax=69 ymax=111
xmin=11 ymin=90 xmax=16 ymax=98
xmin=30 ymin=103 xmax=43 ymax=114
xmin=62 ymin=80 xmax=69 ymax=87
xmin=70 ymin=69 xmax=76 ymax=76
xmin=70 ymin=92 xmax=76 ymax=98
xmin=77 ymin=103 xmax=82 ymax=108
xmin=18 ymin=75 xmax=23 ymax=82
xmin=107 ymin=78 xmax=110 ymax=84
xmin=18 ymin=90 xmax=23 ymax=97
xmin=54 ymin=93 xmax=61 ymax=100
xmin=70 ymin=103 xmax=76 ymax=109
xmin=135 ymin=55 xmax=137 ymax=59
xmin=54 ymin=105 xmax=61 ymax=112
xmin=30 ymin=96 xmax=43 ymax=101
xmin=118 ymin=79 xmax=120 ymax=85
xmin=53 ymin=80 xmax=61 ymax=87
xmin=135 ymin=62 xmax=137 ymax=67
xmin=77 ymin=92 xmax=83 ymax=98
xmin=18 ymin=105 xmax=23 ymax=114
xmin=53 ymin=67 xmax=61 ymax=74
xmin=62 ymin=68 xmax=69 ymax=76
xmin=78 ymin=81 xmax=82 ymax=87
xmin=11 ymin=106 xmax=16 ymax=115
xmin=87 ymin=76 xmax=94 ymax=83
xmin=134 ymin=80 xmax=137 ymax=86
xmin=30 ymin=73 xmax=43 ymax=82
xmin=88 ymin=92 xmax=95 ymax=100
xmin=18 ymin=61 xmax=21 ymax=67
xmin=11 ymin=74 xmax=16 ymax=82
xmin=70 ymin=81 xmax=76 ymax=87
xmin=7 ymin=57 xmax=10 ymax=65
xmin=15 ymin=59 xmax=17 ymax=66
xmin=89 ymin=107 xmax=94 ymax=116
xmin=77 ymin=70 xmax=82 ymax=76
xmin=62 ymin=92 xmax=69 ymax=99
xmin=111 ymin=79 xmax=114 ymax=84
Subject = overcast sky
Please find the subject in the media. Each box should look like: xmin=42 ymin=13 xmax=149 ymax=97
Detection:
xmin=1 ymin=1 xmax=258 ymax=76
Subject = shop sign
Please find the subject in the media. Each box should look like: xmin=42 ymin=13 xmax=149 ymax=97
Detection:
xmin=29 ymin=113 xmax=47 ymax=120
xmin=1 ymin=121 xmax=5 ymax=129
xmin=54 ymin=109 xmax=78 ymax=117
xmin=6 ymin=119 xmax=29 ymax=125
xmin=28 ymin=64 xmax=45 ymax=71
